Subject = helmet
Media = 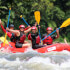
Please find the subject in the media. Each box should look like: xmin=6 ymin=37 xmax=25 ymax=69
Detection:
xmin=31 ymin=26 xmax=37 ymax=30
xmin=46 ymin=27 xmax=53 ymax=31
xmin=10 ymin=24 xmax=14 ymax=28
xmin=19 ymin=25 xmax=25 ymax=29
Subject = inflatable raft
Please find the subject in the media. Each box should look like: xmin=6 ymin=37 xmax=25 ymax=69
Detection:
xmin=0 ymin=42 xmax=70 ymax=53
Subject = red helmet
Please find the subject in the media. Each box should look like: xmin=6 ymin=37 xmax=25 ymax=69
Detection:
xmin=46 ymin=27 xmax=53 ymax=31
xmin=19 ymin=25 xmax=25 ymax=29
xmin=31 ymin=26 xmax=37 ymax=30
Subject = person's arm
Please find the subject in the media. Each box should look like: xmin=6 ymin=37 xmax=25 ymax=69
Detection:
xmin=0 ymin=24 xmax=6 ymax=33
xmin=0 ymin=19 xmax=6 ymax=33
xmin=6 ymin=28 xmax=20 ymax=36
xmin=0 ymin=19 xmax=13 ymax=38
xmin=24 ymin=25 xmax=30 ymax=31
xmin=28 ymin=33 xmax=31 ymax=40
xmin=24 ymin=27 xmax=31 ymax=34
xmin=0 ymin=24 xmax=12 ymax=38
xmin=55 ymin=28 xmax=59 ymax=39
xmin=35 ymin=22 xmax=37 ymax=27
xmin=7 ymin=32 xmax=12 ymax=38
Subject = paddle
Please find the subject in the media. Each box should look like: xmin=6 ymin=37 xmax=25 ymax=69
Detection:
xmin=0 ymin=37 xmax=9 ymax=44
xmin=20 ymin=15 xmax=29 ymax=26
xmin=3 ymin=8 xmax=11 ymax=46
xmin=34 ymin=11 xmax=41 ymax=43
xmin=42 ymin=18 xmax=70 ymax=41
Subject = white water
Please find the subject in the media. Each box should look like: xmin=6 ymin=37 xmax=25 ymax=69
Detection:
xmin=0 ymin=49 xmax=70 ymax=70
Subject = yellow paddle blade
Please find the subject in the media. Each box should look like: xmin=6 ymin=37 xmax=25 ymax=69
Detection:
xmin=34 ymin=11 xmax=40 ymax=25
xmin=0 ymin=37 xmax=9 ymax=45
xmin=3 ymin=32 xmax=8 ymax=46
xmin=60 ymin=18 xmax=70 ymax=28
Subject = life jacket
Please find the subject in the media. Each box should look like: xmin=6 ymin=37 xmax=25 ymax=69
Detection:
xmin=10 ymin=33 xmax=17 ymax=43
xmin=10 ymin=30 xmax=19 ymax=43
xmin=16 ymin=31 xmax=26 ymax=43
xmin=43 ymin=35 xmax=53 ymax=45
xmin=28 ymin=33 xmax=40 ymax=44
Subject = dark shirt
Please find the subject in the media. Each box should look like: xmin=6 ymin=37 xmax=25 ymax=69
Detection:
xmin=31 ymin=32 xmax=38 ymax=45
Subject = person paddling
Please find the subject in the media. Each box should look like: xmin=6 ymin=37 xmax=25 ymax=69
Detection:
xmin=0 ymin=19 xmax=30 ymax=43
xmin=28 ymin=26 xmax=45 ymax=49
xmin=42 ymin=27 xmax=59 ymax=45
xmin=6 ymin=25 xmax=31 ymax=48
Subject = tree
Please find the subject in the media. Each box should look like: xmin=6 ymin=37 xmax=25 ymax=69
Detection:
xmin=0 ymin=0 xmax=70 ymax=42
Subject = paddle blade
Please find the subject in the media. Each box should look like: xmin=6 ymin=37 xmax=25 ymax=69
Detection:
xmin=60 ymin=18 xmax=70 ymax=28
xmin=34 ymin=11 xmax=40 ymax=25
xmin=0 ymin=37 xmax=9 ymax=45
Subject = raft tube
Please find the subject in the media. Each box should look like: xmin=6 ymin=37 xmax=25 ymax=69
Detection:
xmin=0 ymin=42 xmax=70 ymax=53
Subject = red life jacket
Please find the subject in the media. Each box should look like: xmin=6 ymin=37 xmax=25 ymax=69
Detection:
xmin=16 ymin=32 xmax=26 ymax=43
xmin=28 ymin=33 xmax=40 ymax=44
xmin=43 ymin=35 xmax=53 ymax=45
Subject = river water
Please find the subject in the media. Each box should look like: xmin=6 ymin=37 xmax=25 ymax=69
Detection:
xmin=0 ymin=49 xmax=70 ymax=70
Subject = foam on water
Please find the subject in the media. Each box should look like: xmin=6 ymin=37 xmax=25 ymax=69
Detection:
xmin=0 ymin=49 xmax=70 ymax=70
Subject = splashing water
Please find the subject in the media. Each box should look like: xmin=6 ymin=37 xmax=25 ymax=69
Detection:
xmin=0 ymin=49 xmax=70 ymax=70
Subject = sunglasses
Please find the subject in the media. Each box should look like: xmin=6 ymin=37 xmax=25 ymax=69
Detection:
xmin=20 ymin=27 xmax=25 ymax=29
xmin=47 ymin=30 xmax=52 ymax=31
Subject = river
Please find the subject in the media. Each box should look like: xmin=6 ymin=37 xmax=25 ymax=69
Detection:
xmin=0 ymin=49 xmax=70 ymax=70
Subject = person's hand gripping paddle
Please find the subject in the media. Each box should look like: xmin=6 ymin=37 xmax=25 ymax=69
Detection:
xmin=34 ymin=11 xmax=41 ymax=43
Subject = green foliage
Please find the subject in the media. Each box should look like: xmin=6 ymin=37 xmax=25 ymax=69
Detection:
xmin=0 ymin=0 xmax=70 ymax=42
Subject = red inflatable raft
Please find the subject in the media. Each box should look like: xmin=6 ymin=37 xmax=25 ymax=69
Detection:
xmin=0 ymin=42 xmax=70 ymax=53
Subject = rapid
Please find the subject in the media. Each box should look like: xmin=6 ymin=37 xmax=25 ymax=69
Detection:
xmin=0 ymin=48 xmax=70 ymax=70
